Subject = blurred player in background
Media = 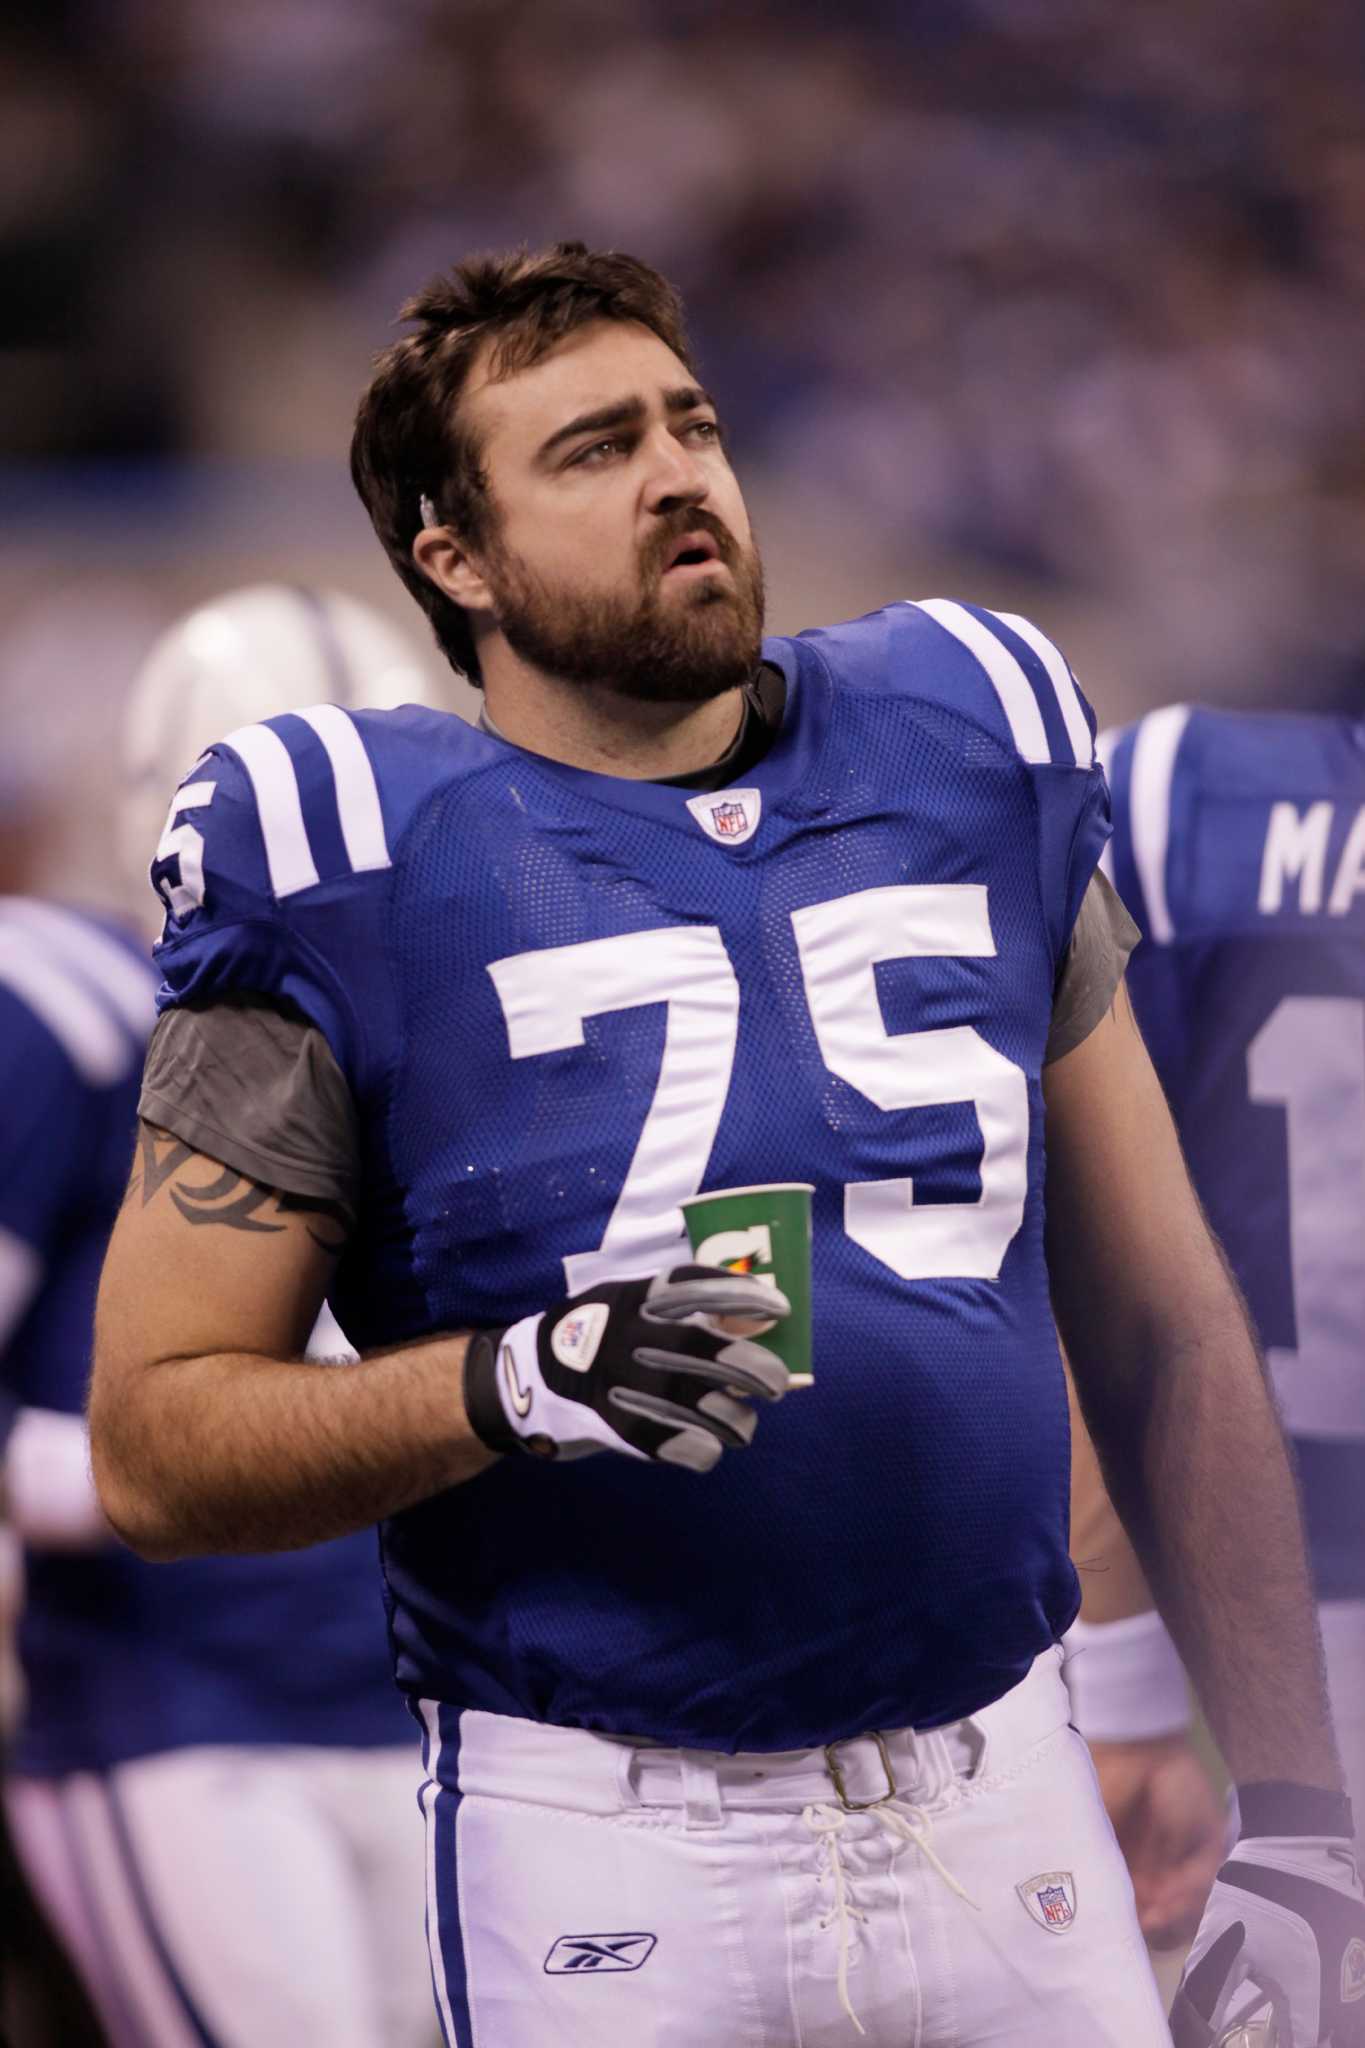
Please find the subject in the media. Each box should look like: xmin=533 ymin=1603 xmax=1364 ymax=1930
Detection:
xmin=0 ymin=776 xmax=110 ymax=2048
xmin=0 ymin=587 xmax=444 ymax=2048
xmin=90 ymin=244 xmax=1362 ymax=2046
xmin=1066 ymin=702 xmax=1365 ymax=2045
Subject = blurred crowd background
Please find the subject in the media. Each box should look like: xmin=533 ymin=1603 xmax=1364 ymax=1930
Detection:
xmin=3 ymin=0 xmax=1365 ymax=903
xmin=1 ymin=3 xmax=1362 ymax=2037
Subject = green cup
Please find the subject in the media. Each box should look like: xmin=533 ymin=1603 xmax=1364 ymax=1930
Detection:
xmin=679 ymin=1182 xmax=815 ymax=1387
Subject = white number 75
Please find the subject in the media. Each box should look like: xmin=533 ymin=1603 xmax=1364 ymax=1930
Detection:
xmin=488 ymin=883 xmax=1028 ymax=1291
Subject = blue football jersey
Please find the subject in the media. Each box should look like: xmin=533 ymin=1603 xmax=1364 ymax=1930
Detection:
xmin=0 ymin=897 xmax=406 ymax=1773
xmin=1104 ymin=706 xmax=1365 ymax=1600
xmin=152 ymin=602 xmax=1109 ymax=1751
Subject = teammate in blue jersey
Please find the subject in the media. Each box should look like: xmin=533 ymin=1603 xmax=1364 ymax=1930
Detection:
xmin=90 ymin=243 xmax=1363 ymax=2046
xmin=1067 ymin=705 xmax=1365 ymax=2046
xmin=0 ymin=593 xmax=445 ymax=2048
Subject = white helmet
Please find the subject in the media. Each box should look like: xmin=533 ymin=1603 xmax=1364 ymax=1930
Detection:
xmin=120 ymin=583 xmax=447 ymax=918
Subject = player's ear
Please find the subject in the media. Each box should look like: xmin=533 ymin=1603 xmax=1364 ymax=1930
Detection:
xmin=412 ymin=526 xmax=493 ymax=613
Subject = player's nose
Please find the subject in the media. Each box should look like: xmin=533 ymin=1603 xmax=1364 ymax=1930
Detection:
xmin=641 ymin=425 xmax=709 ymax=514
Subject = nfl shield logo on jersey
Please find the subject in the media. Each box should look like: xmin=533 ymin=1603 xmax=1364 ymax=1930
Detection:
xmin=684 ymin=787 xmax=762 ymax=846
xmin=1016 ymin=1871 xmax=1077 ymax=1932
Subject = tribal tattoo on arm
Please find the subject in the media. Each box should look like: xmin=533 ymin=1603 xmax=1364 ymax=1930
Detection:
xmin=127 ymin=1124 xmax=350 ymax=1254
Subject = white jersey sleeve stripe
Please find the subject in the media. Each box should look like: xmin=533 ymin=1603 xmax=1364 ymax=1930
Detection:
xmin=910 ymin=599 xmax=1051 ymax=763
xmin=1128 ymin=705 xmax=1192 ymax=944
xmin=989 ymin=610 xmax=1094 ymax=768
xmin=0 ymin=899 xmax=156 ymax=1037
xmin=0 ymin=932 xmax=133 ymax=1086
xmin=0 ymin=1226 xmax=42 ymax=1349
xmin=1094 ymin=727 xmax=1119 ymax=884
xmin=221 ymin=721 xmax=320 ymax=900
xmin=293 ymin=704 xmax=391 ymax=875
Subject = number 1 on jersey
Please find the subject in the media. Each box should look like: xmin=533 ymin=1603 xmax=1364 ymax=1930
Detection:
xmin=1248 ymin=995 xmax=1365 ymax=1438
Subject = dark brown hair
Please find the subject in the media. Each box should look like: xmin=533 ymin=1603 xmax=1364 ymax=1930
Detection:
xmin=350 ymin=241 xmax=696 ymax=682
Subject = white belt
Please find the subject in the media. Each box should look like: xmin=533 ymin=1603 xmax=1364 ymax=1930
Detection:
xmin=448 ymin=1644 xmax=1070 ymax=1821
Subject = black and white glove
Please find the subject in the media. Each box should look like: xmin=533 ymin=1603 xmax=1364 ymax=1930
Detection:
xmin=463 ymin=1265 xmax=792 ymax=1472
xmin=1172 ymin=1788 xmax=1365 ymax=2047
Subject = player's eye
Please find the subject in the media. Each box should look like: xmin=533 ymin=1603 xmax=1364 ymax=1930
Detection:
xmin=685 ymin=419 xmax=722 ymax=445
xmin=570 ymin=437 xmax=626 ymax=468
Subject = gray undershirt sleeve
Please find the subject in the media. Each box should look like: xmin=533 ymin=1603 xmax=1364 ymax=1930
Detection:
xmin=138 ymin=997 xmax=360 ymax=1218
xmin=1044 ymin=868 xmax=1140 ymax=1065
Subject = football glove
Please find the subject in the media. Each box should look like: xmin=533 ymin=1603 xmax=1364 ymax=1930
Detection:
xmin=463 ymin=1265 xmax=792 ymax=1472
xmin=1174 ymin=1827 xmax=1365 ymax=2047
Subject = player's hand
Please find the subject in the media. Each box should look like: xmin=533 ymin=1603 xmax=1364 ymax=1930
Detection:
xmin=1089 ymin=1733 xmax=1226 ymax=1947
xmin=1172 ymin=1836 xmax=1365 ymax=2046
xmin=463 ymin=1265 xmax=792 ymax=1472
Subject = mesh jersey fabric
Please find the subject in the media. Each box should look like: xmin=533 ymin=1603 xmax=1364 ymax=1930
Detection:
xmin=1105 ymin=705 xmax=1365 ymax=1601
xmin=135 ymin=868 xmax=1135 ymax=1211
xmin=151 ymin=600 xmax=1109 ymax=1750
xmin=0 ymin=898 xmax=405 ymax=1772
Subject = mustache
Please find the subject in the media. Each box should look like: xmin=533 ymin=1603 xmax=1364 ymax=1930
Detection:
xmin=640 ymin=509 xmax=742 ymax=580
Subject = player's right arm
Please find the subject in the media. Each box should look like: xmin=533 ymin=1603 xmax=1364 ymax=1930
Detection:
xmin=91 ymin=720 xmax=789 ymax=1558
xmin=89 ymin=1122 xmax=492 ymax=1558
xmin=91 ymin=1121 xmax=788 ymax=1557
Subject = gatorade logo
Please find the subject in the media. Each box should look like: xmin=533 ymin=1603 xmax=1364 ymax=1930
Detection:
xmin=694 ymin=1224 xmax=774 ymax=1276
xmin=693 ymin=1224 xmax=783 ymax=1330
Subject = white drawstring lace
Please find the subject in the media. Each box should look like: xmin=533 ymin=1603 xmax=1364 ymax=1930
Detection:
xmin=806 ymin=1806 xmax=871 ymax=2035
xmin=802 ymin=1798 xmax=979 ymax=2036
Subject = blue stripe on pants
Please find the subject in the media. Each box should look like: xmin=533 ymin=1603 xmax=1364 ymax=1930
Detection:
xmin=422 ymin=1702 xmax=474 ymax=2048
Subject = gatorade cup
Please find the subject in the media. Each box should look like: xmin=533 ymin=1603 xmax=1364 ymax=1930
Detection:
xmin=679 ymin=1182 xmax=814 ymax=1387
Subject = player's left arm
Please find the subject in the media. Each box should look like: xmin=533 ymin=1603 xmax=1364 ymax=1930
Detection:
xmin=1065 ymin=1368 xmax=1226 ymax=1947
xmin=1047 ymin=980 xmax=1365 ymax=2045
xmin=1046 ymin=977 xmax=1334 ymax=1788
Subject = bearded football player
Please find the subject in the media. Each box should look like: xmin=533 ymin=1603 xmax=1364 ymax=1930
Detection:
xmin=91 ymin=243 xmax=1364 ymax=2046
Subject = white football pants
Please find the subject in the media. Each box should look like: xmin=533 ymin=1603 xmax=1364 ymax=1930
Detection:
xmin=419 ymin=1648 xmax=1171 ymax=2045
xmin=7 ymin=1743 xmax=439 ymax=2048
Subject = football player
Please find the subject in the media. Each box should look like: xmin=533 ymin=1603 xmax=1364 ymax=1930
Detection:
xmin=90 ymin=243 xmax=1363 ymax=2045
xmin=1065 ymin=704 xmax=1365 ymax=2047
xmin=0 ymin=588 xmax=444 ymax=2048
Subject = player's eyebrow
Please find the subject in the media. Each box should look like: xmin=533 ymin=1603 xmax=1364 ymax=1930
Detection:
xmin=535 ymin=385 xmax=716 ymax=463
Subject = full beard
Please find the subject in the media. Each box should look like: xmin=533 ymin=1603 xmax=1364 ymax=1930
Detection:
xmin=485 ymin=521 xmax=766 ymax=706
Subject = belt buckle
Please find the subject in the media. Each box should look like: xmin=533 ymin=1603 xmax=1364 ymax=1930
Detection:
xmin=823 ymin=1731 xmax=897 ymax=1812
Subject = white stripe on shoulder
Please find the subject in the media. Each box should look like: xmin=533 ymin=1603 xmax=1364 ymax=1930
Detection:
xmin=0 ymin=1225 xmax=42 ymax=1348
xmin=909 ymin=599 xmax=1050 ymax=763
xmin=0 ymin=932 xmax=133 ymax=1085
xmin=293 ymin=704 xmax=391 ymax=875
xmin=1094 ymin=727 xmax=1119 ymax=882
xmin=987 ymin=610 xmax=1093 ymax=767
xmin=221 ymin=721 xmax=320 ymax=899
xmin=1128 ymin=705 xmax=1192 ymax=944
xmin=0 ymin=900 xmax=156 ymax=1037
